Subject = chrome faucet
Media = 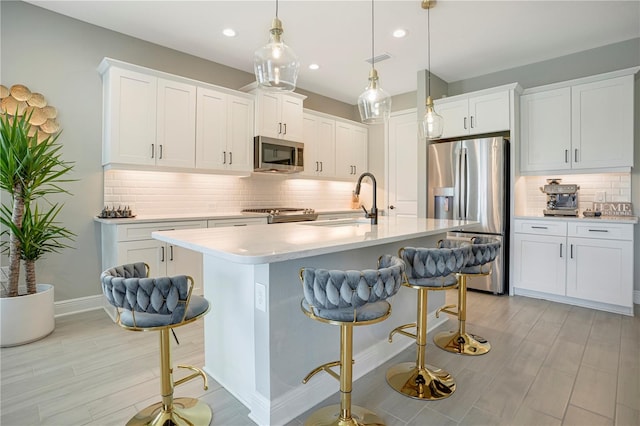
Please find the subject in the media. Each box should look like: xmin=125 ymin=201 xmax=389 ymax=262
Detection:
xmin=355 ymin=172 xmax=378 ymax=225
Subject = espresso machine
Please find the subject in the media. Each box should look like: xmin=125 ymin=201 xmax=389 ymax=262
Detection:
xmin=541 ymin=179 xmax=579 ymax=216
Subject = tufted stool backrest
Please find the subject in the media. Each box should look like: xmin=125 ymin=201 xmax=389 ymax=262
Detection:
xmin=301 ymin=254 xmax=405 ymax=311
xmin=101 ymin=263 xmax=191 ymax=324
xmin=438 ymin=237 xmax=501 ymax=273
xmin=400 ymin=246 xmax=471 ymax=288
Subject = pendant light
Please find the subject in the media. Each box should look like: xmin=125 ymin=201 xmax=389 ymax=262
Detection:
xmin=358 ymin=0 xmax=392 ymax=124
xmin=254 ymin=0 xmax=300 ymax=91
xmin=419 ymin=0 xmax=444 ymax=139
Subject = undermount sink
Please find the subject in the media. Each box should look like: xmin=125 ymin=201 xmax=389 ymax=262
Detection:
xmin=301 ymin=218 xmax=372 ymax=227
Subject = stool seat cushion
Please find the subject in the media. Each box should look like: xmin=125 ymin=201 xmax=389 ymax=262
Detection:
xmin=401 ymin=246 xmax=471 ymax=287
xmin=119 ymin=295 xmax=210 ymax=328
xmin=302 ymin=299 xmax=391 ymax=323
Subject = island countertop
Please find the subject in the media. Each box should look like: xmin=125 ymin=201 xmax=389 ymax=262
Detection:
xmin=152 ymin=217 xmax=479 ymax=264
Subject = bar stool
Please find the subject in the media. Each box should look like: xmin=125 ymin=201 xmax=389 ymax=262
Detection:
xmin=433 ymin=237 xmax=501 ymax=356
xmin=299 ymin=255 xmax=405 ymax=426
xmin=101 ymin=263 xmax=212 ymax=426
xmin=386 ymin=245 xmax=471 ymax=400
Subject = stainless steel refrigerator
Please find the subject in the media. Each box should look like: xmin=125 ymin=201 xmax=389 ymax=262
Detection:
xmin=427 ymin=137 xmax=509 ymax=294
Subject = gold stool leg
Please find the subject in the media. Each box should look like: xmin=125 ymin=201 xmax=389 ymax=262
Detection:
xmin=305 ymin=325 xmax=385 ymax=426
xmin=386 ymin=288 xmax=456 ymax=400
xmin=433 ymin=274 xmax=491 ymax=356
xmin=127 ymin=329 xmax=212 ymax=426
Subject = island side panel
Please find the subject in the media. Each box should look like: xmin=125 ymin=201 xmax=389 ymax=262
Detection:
xmin=266 ymin=234 xmax=446 ymax=418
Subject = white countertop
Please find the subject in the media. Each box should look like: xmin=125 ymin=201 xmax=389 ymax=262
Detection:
xmin=93 ymin=209 xmax=361 ymax=224
xmin=152 ymin=217 xmax=479 ymax=264
xmin=515 ymin=215 xmax=638 ymax=224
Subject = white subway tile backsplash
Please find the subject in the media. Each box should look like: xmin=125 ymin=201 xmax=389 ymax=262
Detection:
xmin=103 ymin=171 xmax=356 ymax=215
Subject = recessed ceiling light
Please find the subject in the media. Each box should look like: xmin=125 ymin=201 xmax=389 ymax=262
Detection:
xmin=309 ymin=64 xmax=320 ymax=70
xmin=393 ymin=28 xmax=407 ymax=38
xmin=222 ymin=28 xmax=237 ymax=37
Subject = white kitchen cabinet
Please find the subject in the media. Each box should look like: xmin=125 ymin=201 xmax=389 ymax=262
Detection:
xmin=195 ymin=87 xmax=254 ymax=172
xmin=512 ymin=218 xmax=634 ymax=315
xmin=156 ymin=78 xmax=196 ymax=168
xmin=520 ymin=70 xmax=636 ymax=173
xmin=101 ymin=64 xmax=197 ymax=168
xmin=207 ymin=217 xmax=267 ymax=227
xmin=302 ymin=112 xmax=336 ymax=177
xmin=335 ymin=121 xmax=368 ymax=179
xmin=101 ymin=220 xmax=206 ymax=292
xmin=434 ymin=89 xmax=510 ymax=139
xmin=254 ymin=90 xmax=305 ymax=142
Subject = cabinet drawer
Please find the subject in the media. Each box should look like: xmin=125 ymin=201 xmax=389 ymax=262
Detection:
xmin=208 ymin=218 xmax=267 ymax=227
xmin=568 ymin=222 xmax=633 ymax=241
xmin=514 ymin=219 xmax=567 ymax=236
xmin=117 ymin=221 xmax=207 ymax=241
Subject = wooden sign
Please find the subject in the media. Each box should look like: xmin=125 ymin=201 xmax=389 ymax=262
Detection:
xmin=593 ymin=202 xmax=633 ymax=216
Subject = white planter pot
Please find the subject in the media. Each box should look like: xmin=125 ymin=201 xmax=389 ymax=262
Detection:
xmin=0 ymin=284 xmax=55 ymax=347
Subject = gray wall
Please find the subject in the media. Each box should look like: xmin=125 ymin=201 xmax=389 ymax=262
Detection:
xmin=0 ymin=1 xmax=354 ymax=301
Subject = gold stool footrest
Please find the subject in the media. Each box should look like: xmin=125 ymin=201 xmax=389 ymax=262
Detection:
xmin=388 ymin=322 xmax=416 ymax=343
xmin=435 ymin=304 xmax=458 ymax=319
xmin=433 ymin=330 xmax=491 ymax=355
xmin=303 ymin=403 xmax=385 ymax=426
xmin=303 ymin=360 xmax=354 ymax=384
xmin=126 ymin=397 xmax=212 ymax=426
xmin=175 ymin=364 xmax=209 ymax=390
xmin=386 ymin=362 xmax=455 ymax=401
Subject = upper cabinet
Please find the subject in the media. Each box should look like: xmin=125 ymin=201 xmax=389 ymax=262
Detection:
xmin=99 ymin=58 xmax=254 ymax=174
xmin=195 ymin=87 xmax=254 ymax=172
xmin=434 ymin=86 xmax=514 ymax=139
xmin=253 ymin=90 xmax=305 ymax=141
xmin=520 ymin=69 xmax=638 ymax=174
xmin=335 ymin=121 xmax=368 ymax=179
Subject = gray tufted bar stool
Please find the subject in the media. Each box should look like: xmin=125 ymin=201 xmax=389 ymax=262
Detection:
xmin=433 ymin=237 xmax=501 ymax=356
xmin=386 ymin=245 xmax=471 ymax=401
xmin=101 ymin=262 xmax=212 ymax=426
xmin=299 ymin=255 xmax=405 ymax=426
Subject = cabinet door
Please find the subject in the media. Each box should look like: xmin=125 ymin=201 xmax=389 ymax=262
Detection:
xmin=469 ymin=91 xmax=510 ymax=134
xmin=104 ymin=67 xmax=157 ymax=166
xmin=227 ymin=95 xmax=254 ymax=171
xmin=316 ymin=117 xmax=337 ymax=176
xmin=117 ymin=239 xmax=166 ymax=277
xmin=195 ymin=87 xmax=227 ymax=170
xmin=335 ymin=122 xmax=365 ymax=179
xmin=435 ymin=98 xmax=468 ymax=139
xmin=571 ymin=75 xmax=634 ymax=169
xmin=520 ymin=88 xmax=571 ymax=172
xmin=513 ymin=233 xmax=566 ymax=295
xmin=156 ymin=78 xmax=196 ymax=168
xmin=255 ymin=91 xmax=281 ymax=138
xmin=350 ymin=126 xmax=368 ymax=177
xmin=566 ymin=237 xmax=633 ymax=307
xmin=302 ymin=114 xmax=319 ymax=176
xmin=280 ymin=95 xmax=304 ymax=141
xmin=166 ymin=245 xmax=203 ymax=294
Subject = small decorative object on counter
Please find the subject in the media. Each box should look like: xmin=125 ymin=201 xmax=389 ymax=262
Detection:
xmin=593 ymin=202 xmax=633 ymax=217
xmin=98 ymin=205 xmax=134 ymax=219
xmin=583 ymin=209 xmax=602 ymax=218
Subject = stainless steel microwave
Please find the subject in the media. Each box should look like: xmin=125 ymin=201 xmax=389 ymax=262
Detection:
xmin=254 ymin=136 xmax=304 ymax=173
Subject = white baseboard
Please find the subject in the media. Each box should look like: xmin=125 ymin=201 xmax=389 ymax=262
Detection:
xmin=635 ymin=290 xmax=640 ymax=305
xmin=54 ymin=294 xmax=104 ymax=317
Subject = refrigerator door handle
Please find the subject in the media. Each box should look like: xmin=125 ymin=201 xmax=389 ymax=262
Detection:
xmin=460 ymin=147 xmax=468 ymax=219
xmin=454 ymin=149 xmax=462 ymax=220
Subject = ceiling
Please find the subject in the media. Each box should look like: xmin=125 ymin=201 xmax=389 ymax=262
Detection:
xmin=26 ymin=1 xmax=640 ymax=105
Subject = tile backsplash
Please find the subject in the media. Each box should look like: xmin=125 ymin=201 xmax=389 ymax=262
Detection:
xmin=104 ymin=170 xmax=361 ymax=216
xmin=517 ymin=173 xmax=631 ymax=216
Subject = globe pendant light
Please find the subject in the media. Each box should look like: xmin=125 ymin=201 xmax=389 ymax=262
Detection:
xmin=358 ymin=0 xmax=391 ymax=124
xmin=254 ymin=0 xmax=300 ymax=91
xmin=419 ymin=0 xmax=444 ymax=139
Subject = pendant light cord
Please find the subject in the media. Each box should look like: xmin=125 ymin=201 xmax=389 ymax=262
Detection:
xmin=371 ymin=0 xmax=375 ymax=70
xmin=275 ymin=0 xmax=279 ymax=18
xmin=427 ymin=4 xmax=431 ymax=98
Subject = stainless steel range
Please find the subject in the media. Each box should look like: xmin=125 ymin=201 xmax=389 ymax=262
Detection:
xmin=241 ymin=208 xmax=318 ymax=224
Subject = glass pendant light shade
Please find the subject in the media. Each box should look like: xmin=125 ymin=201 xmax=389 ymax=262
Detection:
xmin=358 ymin=69 xmax=392 ymax=124
xmin=254 ymin=17 xmax=300 ymax=91
xmin=420 ymin=96 xmax=444 ymax=139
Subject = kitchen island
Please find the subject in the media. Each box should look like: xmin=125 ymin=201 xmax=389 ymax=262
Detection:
xmin=153 ymin=217 xmax=478 ymax=425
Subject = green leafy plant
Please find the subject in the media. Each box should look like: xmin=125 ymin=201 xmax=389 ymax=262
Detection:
xmin=0 ymin=111 xmax=74 ymax=297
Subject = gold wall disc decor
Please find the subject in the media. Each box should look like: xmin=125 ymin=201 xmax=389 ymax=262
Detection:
xmin=0 ymin=83 xmax=61 ymax=140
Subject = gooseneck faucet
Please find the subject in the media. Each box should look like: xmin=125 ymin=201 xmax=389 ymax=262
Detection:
xmin=355 ymin=172 xmax=378 ymax=225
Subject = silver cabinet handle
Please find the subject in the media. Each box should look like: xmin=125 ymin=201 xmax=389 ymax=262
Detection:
xmin=565 ymin=149 xmax=569 ymax=163
xmin=223 ymin=151 xmax=226 ymax=164
xmin=278 ymin=122 xmax=282 ymax=134
xmin=160 ymin=246 xmax=165 ymax=262
xmin=169 ymin=245 xmax=174 ymax=261
xmin=229 ymin=152 xmax=233 ymax=165
xmin=233 ymin=224 xmax=248 ymax=227
xmin=560 ymin=243 xmax=563 ymax=258
xmin=570 ymin=244 xmax=574 ymax=259
xmin=315 ymin=161 xmax=319 ymax=172
xmin=151 ymin=144 xmax=155 ymax=159
xmin=531 ymin=226 xmax=548 ymax=229
xmin=588 ymin=229 xmax=608 ymax=232
xmin=574 ymin=148 xmax=578 ymax=163
xmin=159 ymin=144 xmax=163 ymax=159
xmin=470 ymin=116 xmax=474 ymax=128
xmin=320 ymin=161 xmax=323 ymax=172
xmin=463 ymin=117 xmax=467 ymax=129
xmin=283 ymin=123 xmax=287 ymax=135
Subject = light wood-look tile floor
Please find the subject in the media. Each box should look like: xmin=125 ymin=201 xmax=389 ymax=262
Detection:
xmin=1 ymin=292 xmax=638 ymax=426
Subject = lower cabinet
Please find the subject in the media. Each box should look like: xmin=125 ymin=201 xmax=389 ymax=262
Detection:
xmin=513 ymin=219 xmax=634 ymax=314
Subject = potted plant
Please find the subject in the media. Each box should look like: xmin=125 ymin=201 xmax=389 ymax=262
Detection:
xmin=0 ymin=111 xmax=74 ymax=347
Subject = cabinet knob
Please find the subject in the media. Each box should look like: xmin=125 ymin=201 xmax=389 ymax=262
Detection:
xmin=389 ymin=205 xmax=395 ymax=210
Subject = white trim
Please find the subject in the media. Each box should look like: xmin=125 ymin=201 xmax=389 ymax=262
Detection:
xmin=513 ymin=287 xmax=634 ymax=316
xmin=54 ymin=294 xmax=104 ymax=317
